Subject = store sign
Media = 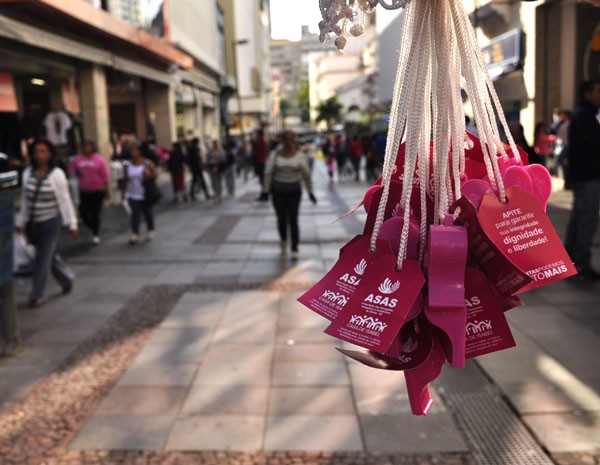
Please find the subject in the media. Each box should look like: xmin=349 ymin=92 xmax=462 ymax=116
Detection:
xmin=482 ymin=29 xmax=524 ymax=78
xmin=62 ymin=81 xmax=81 ymax=114
xmin=0 ymin=72 xmax=18 ymax=112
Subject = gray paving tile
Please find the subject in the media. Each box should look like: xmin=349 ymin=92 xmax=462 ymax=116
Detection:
xmin=348 ymin=363 xmax=406 ymax=387
xmin=203 ymin=343 xmax=273 ymax=365
xmin=151 ymin=265 xmax=201 ymax=284
xmin=70 ymin=415 xmax=173 ymax=450
xmin=264 ymin=415 xmax=363 ymax=451
xmin=523 ymin=412 xmax=600 ymax=452
xmin=146 ymin=327 xmax=213 ymax=346
xmin=272 ymin=362 xmax=349 ymax=386
xmin=353 ymin=383 xmax=447 ymax=415
xmin=213 ymin=319 xmax=277 ymax=344
xmin=269 ymin=387 xmax=355 ymax=415
xmin=180 ymin=386 xmax=269 ymax=415
xmin=166 ymin=415 xmax=264 ymax=451
xmin=274 ymin=343 xmax=343 ymax=363
xmin=117 ymin=363 xmax=198 ymax=386
xmin=132 ymin=341 xmax=210 ymax=364
xmin=96 ymin=386 xmax=186 ymax=415
xmin=277 ymin=327 xmax=337 ymax=344
xmin=194 ymin=362 xmax=271 ymax=386
xmin=360 ymin=414 xmax=468 ymax=453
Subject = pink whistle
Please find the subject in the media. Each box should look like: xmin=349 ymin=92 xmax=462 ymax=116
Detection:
xmin=425 ymin=214 xmax=468 ymax=368
xmin=404 ymin=339 xmax=446 ymax=416
xmin=378 ymin=215 xmax=420 ymax=259
xmin=461 ymin=179 xmax=494 ymax=209
xmin=525 ymin=164 xmax=552 ymax=211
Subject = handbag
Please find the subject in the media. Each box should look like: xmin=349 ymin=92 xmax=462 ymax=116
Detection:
xmin=25 ymin=170 xmax=49 ymax=245
xmin=142 ymin=162 xmax=162 ymax=205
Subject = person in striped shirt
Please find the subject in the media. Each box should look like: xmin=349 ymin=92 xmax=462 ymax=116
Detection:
xmin=16 ymin=140 xmax=78 ymax=308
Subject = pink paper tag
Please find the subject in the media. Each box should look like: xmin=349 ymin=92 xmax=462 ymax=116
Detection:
xmin=324 ymin=254 xmax=425 ymax=354
xmin=336 ymin=320 xmax=433 ymax=371
xmin=298 ymin=235 xmax=391 ymax=321
xmin=478 ymin=187 xmax=577 ymax=292
xmin=465 ymin=267 xmax=516 ymax=359
xmin=452 ymin=196 xmax=532 ymax=296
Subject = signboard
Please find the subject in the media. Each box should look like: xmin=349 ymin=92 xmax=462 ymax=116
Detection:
xmin=482 ymin=29 xmax=524 ymax=78
xmin=0 ymin=72 xmax=18 ymax=113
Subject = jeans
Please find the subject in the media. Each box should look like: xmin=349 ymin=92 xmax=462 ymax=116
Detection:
xmin=129 ymin=199 xmax=155 ymax=235
xmin=190 ymin=170 xmax=210 ymax=199
xmin=210 ymin=171 xmax=223 ymax=198
xmin=79 ymin=190 xmax=105 ymax=236
xmin=30 ymin=216 xmax=74 ymax=302
xmin=565 ymin=179 xmax=600 ymax=270
xmin=224 ymin=166 xmax=235 ymax=197
xmin=272 ymin=190 xmax=302 ymax=251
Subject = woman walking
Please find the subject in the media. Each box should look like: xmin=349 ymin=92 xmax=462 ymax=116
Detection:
xmin=16 ymin=139 xmax=78 ymax=308
xmin=207 ymin=139 xmax=225 ymax=202
xmin=123 ymin=144 xmax=158 ymax=244
xmin=69 ymin=140 xmax=109 ymax=244
xmin=260 ymin=130 xmax=317 ymax=260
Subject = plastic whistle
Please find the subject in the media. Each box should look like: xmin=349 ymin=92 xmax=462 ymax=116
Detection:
xmin=404 ymin=339 xmax=446 ymax=416
xmin=424 ymin=214 xmax=468 ymax=368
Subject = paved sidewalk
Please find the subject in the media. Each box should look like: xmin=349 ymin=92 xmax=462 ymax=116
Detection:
xmin=0 ymin=163 xmax=598 ymax=465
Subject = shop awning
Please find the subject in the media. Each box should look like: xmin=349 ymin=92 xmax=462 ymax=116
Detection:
xmin=0 ymin=13 xmax=172 ymax=85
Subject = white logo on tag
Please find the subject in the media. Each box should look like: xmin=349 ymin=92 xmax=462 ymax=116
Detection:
xmin=378 ymin=278 xmax=400 ymax=294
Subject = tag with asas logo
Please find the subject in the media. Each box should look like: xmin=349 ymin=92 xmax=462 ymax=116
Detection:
xmin=297 ymin=235 xmax=391 ymax=321
xmin=465 ymin=267 xmax=516 ymax=359
xmin=452 ymin=196 xmax=532 ymax=296
xmin=477 ymin=187 xmax=577 ymax=292
xmin=324 ymin=254 xmax=425 ymax=354
xmin=336 ymin=320 xmax=433 ymax=371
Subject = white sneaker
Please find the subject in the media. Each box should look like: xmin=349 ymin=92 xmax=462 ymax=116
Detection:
xmin=291 ymin=250 xmax=299 ymax=261
xmin=129 ymin=234 xmax=140 ymax=245
xmin=147 ymin=231 xmax=156 ymax=241
xmin=280 ymin=241 xmax=288 ymax=256
xmin=92 ymin=236 xmax=101 ymax=245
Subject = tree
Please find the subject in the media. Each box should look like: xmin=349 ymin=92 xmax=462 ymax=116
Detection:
xmin=298 ymin=79 xmax=310 ymax=123
xmin=316 ymin=96 xmax=343 ymax=129
xmin=280 ymin=98 xmax=291 ymax=128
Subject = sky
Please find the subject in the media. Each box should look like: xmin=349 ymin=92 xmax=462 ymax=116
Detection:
xmin=269 ymin=0 xmax=322 ymax=41
xmin=269 ymin=1 xmax=403 ymax=41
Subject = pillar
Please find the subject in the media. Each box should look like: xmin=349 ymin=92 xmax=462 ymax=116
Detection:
xmin=145 ymin=81 xmax=176 ymax=148
xmin=79 ymin=64 xmax=110 ymax=162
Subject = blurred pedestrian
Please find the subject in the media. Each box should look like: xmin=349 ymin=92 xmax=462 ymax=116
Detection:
xmin=207 ymin=139 xmax=225 ymax=202
xmin=69 ymin=139 xmax=109 ymax=244
xmin=168 ymin=142 xmax=187 ymax=203
xmin=533 ymin=122 xmax=556 ymax=169
xmin=252 ymin=129 xmax=269 ymax=187
xmin=322 ymin=133 xmax=335 ymax=181
xmin=259 ymin=130 xmax=317 ymax=260
xmin=349 ymin=134 xmax=364 ymax=181
xmin=187 ymin=137 xmax=210 ymax=201
xmin=223 ymin=138 xmax=237 ymax=197
xmin=334 ymin=133 xmax=347 ymax=179
xmin=16 ymin=139 xmax=78 ymax=308
xmin=552 ymin=110 xmax=571 ymax=178
xmin=565 ymin=80 xmax=600 ymax=280
xmin=122 ymin=144 xmax=158 ymax=244
xmin=509 ymin=123 xmax=540 ymax=165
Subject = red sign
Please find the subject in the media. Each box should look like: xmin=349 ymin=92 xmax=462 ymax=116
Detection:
xmin=0 ymin=72 xmax=18 ymax=112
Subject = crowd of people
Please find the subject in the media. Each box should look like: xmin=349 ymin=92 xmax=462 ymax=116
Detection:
xmin=9 ymin=78 xmax=600 ymax=315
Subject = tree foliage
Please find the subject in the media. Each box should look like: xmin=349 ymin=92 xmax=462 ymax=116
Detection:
xmin=298 ymin=79 xmax=311 ymax=123
xmin=316 ymin=96 xmax=343 ymax=129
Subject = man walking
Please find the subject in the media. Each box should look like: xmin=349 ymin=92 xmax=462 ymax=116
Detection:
xmin=565 ymin=80 xmax=600 ymax=280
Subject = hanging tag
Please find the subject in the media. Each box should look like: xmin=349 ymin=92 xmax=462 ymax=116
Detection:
xmin=424 ymin=215 xmax=468 ymax=368
xmin=452 ymin=196 xmax=532 ymax=296
xmin=298 ymin=235 xmax=391 ymax=321
xmin=336 ymin=320 xmax=434 ymax=371
xmin=478 ymin=187 xmax=577 ymax=292
xmin=465 ymin=267 xmax=516 ymax=359
xmin=324 ymin=254 xmax=425 ymax=354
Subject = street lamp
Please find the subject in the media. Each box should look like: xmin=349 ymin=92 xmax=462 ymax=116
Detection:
xmin=232 ymin=39 xmax=249 ymax=143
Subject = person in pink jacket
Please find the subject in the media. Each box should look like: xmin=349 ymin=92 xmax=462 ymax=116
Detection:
xmin=69 ymin=140 xmax=110 ymax=244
